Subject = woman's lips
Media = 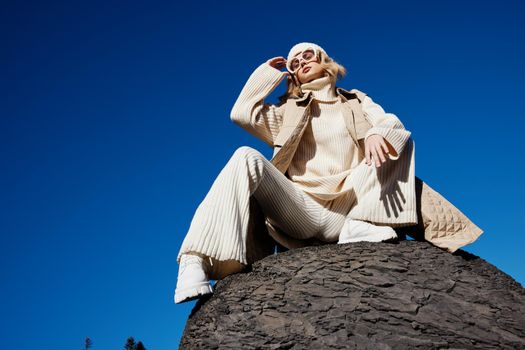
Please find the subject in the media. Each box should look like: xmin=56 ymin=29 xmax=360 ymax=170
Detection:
xmin=303 ymin=67 xmax=311 ymax=73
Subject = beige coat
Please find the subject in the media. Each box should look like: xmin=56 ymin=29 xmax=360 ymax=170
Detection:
xmin=239 ymin=86 xmax=483 ymax=261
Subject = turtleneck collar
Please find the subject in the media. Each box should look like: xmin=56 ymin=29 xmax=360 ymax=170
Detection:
xmin=300 ymin=73 xmax=338 ymax=102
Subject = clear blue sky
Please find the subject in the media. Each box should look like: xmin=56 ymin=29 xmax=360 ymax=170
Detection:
xmin=1 ymin=0 xmax=523 ymax=349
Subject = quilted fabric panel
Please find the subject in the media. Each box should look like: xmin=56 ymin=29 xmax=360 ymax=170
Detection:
xmin=417 ymin=176 xmax=484 ymax=253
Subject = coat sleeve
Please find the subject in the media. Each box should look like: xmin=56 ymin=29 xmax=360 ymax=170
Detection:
xmin=230 ymin=62 xmax=288 ymax=147
xmin=361 ymin=94 xmax=412 ymax=160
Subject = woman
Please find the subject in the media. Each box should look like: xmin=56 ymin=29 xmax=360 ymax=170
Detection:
xmin=174 ymin=42 xmax=417 ymax=304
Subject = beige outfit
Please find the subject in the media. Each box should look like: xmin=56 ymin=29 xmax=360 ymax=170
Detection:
xmin=176 ymin=63 xmax=417 ymax=280
xmin=228 ymin=63 xmax=416 ymax=226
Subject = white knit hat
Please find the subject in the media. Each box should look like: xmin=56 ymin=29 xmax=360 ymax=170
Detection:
xmin=287 ymin=42 xmax=328 ymax=64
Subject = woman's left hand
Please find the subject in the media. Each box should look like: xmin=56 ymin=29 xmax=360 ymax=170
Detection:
xmin=365 ymin=134 xmax=390 ymax=167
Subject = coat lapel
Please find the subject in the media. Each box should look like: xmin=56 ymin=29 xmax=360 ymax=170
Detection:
xmin=270 ymin=92 xmax=314 ymax=173
xmin=273 ymin=95 xmax=311 ymax=146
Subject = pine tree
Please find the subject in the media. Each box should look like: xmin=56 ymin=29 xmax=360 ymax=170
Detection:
xmin=84 ymin=337 xmax=93 ymax=350
xmin=135 ymin=341 xmax=146 ymax=350
xmin=124 ymin=336 xmax=136 ymax=350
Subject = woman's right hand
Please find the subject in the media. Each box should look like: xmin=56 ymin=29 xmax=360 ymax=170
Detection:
xmin=266 ymin=56 xmax=290 ymax=77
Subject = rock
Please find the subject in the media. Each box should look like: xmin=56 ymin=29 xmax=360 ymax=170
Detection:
xmin=180 ymin=240 xmax=525 ymax=349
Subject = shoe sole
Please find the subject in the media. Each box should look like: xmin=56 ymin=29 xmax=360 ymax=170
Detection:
xmin=174 ymin=282 xmax=213 ymax=304
xmin=338 ymin=230 xmax=398 ymax=244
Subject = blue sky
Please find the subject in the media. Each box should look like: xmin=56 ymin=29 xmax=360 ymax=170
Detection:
xmin=1 ymin=0 xmax=523 ymax=348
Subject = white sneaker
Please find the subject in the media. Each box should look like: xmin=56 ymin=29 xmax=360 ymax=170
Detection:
xmin=174 ymin=254 xmax=213 ymax=304
xmin=338 ymin=219 xmax=398 ymax=244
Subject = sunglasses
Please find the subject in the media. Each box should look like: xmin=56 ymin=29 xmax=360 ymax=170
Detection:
xmin=286 ymin=47 xmax=319 ymax=74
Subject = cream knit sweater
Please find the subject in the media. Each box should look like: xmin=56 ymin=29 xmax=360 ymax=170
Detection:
xmin=287 ymin=74 xmax=358 ymax=200
xmin=230 ymin=63 xmax=412 ymax=201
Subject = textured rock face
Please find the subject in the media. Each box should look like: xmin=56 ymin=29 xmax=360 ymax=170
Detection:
xmin=180 ymin=240 xmax=525 ymax=349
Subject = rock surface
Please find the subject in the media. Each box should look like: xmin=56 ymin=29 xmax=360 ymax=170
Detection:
xmin=180 ymin=240 xmax=525 ymax=349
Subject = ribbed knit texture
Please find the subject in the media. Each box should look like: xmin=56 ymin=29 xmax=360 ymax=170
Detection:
xmin=177 ymin=146 xmax=355 ymax=279
xmin=287 ymin=74 xmax=360 ymax=200
xmin=229 ymin=64 xmax=288 ymax=147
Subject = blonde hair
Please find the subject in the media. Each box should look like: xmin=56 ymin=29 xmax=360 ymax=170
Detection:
xmin=278 ymin=51 xmax=347 ymax=103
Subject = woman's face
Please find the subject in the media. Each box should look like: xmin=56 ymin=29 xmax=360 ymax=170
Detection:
xmin=294 ymin=56 xmax=325 ymax=84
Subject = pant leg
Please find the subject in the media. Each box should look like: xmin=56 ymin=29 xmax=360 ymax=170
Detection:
xmin=315 ymin=190 xmax=356 ymax=243
xmin=252 ymin=155 xmax=326 ymax=241
xmin=346 ymin=137 xmax=418 ymax=227
xmin=176 ymin=146 xmax=324 ymax=279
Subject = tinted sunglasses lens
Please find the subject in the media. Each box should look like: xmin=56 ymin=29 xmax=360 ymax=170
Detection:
xmin=290 ymin=59 xmax=301 ymax=72
xmin=302 ymin=49 xmax=315 ymax=60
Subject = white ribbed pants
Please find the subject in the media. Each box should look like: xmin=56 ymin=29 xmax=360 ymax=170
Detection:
xmin=177 ymin=141 xmax=416 ymax=280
